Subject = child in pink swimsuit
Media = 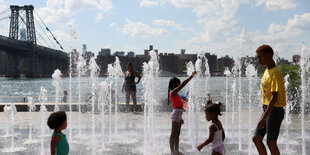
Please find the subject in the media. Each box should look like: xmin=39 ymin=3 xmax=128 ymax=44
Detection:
xmin=168 ymin=71 xmax=197 ymax=155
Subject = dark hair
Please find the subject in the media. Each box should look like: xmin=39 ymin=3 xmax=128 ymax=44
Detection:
xmin=256 ymin=44 xmax=274 ymax=56
xmin=167 ymin=77 xmax=181 ymax=105
xmin=128 ymin=63 xmax=132 ymax=67
xmin=47 ymin=111 xmax=67 ymax=129
xmin=204 ymin=103 xmax=222 ymax=116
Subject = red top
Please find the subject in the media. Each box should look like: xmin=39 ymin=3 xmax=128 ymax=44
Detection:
xmin=169 ymin=91 xmax=184 ymax=109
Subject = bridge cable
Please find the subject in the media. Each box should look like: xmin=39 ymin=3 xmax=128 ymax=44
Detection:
xmin=19 ymin=14 xmax=51 ymax=48
xmin=34 ymin=16 xmax=57 ymax=49
xmin=0 ymin=8 xmax=9 ymax=15
xmin=34 ymin=9 xmax=65 ymax=51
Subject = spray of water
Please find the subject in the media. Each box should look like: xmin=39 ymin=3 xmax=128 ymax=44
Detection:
xmin=3 ymin=104 xmax=25 ymax=152
xmin=98 ymin=81 xmax=111 ymax=151
xmin=186 ymin=50 xmax=210 ymax=151
xmin=89 ymin=56 xmax=100 ymax=155
xmin=142 ymin=50 xmax=160 ymax=154
xmin=39 ymin=87 xmax=48 ymax=155
xmin=24 ymin=97 xmax=36 ymax=144
xmin=299 ymin=43 xmax=308 ymax=155
xmin=224 ymin=67 xmax=231 ymax=132
xmin=52 ymin=69 xmax=62 ymax=112
xmin=77 ymin=53 xmax=87 ymax=136
xmin=230 ymin=58 xmax=241 ymax=144
xmin=107 ymin=56 xmax=123 ymax=136
xmin=246 ymin=64 xmax=256 ymax=154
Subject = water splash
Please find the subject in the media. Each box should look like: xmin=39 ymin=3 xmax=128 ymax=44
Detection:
xmin=142 ymin=50 xmax=160 ymax=154
xmin=39 ymin=87 xmax=48 ymax=155
xmin=98 ymin=81 xmax=111 ymax=151
xmin=224 ymin=67 xmax=231 ymax=132
xmin=89 ymin=56 xmax=100 ymax=155
xmin=24 ymin=97 xmax=37 ymax=144
xmin=3 ymin=104 xmax=25 ymax=152
xmin=299 ymin=42 xmax=309 ymax=155
xmin=107 ymin=56 xmax=123 ymax=136
xmin=186 ymin=50 xmax=210 ymax=151
xmin=230 ymin=58 xmax=241 ymax=144
xmin=240 ymin=27 xmax=253 ymax=56
xmin=52 ymin=69 xmax=62 ymax=111
xmin=246 ymin=63 xmax=256 ymax=154
xmin=77 ymin=53 xmax=87 ymax=136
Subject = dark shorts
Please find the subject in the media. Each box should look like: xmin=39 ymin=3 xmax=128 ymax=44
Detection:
xmin=254 ymin=105 xmax=285 ymax=141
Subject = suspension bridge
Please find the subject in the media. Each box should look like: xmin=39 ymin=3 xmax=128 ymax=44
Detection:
xmin=0 ymin=5 xmax=68 ymax=77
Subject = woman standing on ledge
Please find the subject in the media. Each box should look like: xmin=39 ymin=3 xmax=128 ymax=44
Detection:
xmin=122 ymin=63 xmax=141 ymax=113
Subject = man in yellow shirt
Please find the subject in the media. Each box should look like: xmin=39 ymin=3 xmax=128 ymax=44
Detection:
xmin=252 ymin=45 xmax=286 ymax=155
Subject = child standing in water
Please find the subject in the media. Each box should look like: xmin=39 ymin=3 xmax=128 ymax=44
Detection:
xmin=197 ymin=103 xmax=225 ymax=155
xmin=47 ymin=111 xmax=69 ymax=155
xmin=168 ymin=71 xmax=197 ymax=155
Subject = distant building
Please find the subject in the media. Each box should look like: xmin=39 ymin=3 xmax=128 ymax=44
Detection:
xmin=82 ymin=51 xmax=95 ymax=65
xmin=127 ymin=51 xmax=135 ymax=57
xmin=181 ymin=49 xmax=185 ymax=54
xmin=279 ymin=58 xmax=290 ymax=64
xmin=113 ymin=51 xmax=125 ymax=57
xmin=293 ymin=55 xmax=300 ymax=63
xmin=20 ymin=28 xmax=26 ymax=41
xmin=205 ymin=53 xmax=217 ymax=74
xmin=217 ymin=55 xmax=233 ymax=72
xmin=144 ymin=45 xmax=158 ymax=56
xmin=82 ymin=44 xmax=87 ymax=53
xmin=99 ymin=48 xmax=111 ymax=56
xmin=240 ymin=56 xmax=256 ymax=64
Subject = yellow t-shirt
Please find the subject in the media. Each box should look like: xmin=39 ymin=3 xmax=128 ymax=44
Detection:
xmin=261 ymin=66 xmax=286 ymax=107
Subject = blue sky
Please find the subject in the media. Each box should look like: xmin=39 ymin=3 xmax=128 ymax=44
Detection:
xmin=0 ymin=0 xmax=309 ymax=60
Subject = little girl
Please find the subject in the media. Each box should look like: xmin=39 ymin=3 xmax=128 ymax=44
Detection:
xmin=47 ymin=111 xmax=69 ymax=155
xmin=197 ymin=103 xmax=225 ymax=155
xmin=168 ymin=71 xmax=197 ymax=155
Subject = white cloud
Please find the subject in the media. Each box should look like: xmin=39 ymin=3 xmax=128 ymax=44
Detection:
xmin=36 ymin=7 xmax=72 ymax=26
xmin=261 ymin=12 xmax=310 ymax=42
xmin=153 ymin=19 xmax=185 ymax=31
xmin=109 ymin=23 xmax=116 ymax=27
xmin=121 ymin=19 xmax=168 ymax=38
xmin=166 ymin=0 xmax=243 ymax=46
xmin=95 ymin=13 xmax=103 ymax=22
xmin=189 ymin=32 xmax=211 ymax=44
xmin=140 ymin=0 xmax=159 ymax=7
xmin=166 ymin=0 xmax=304 ymax=59
xmin=257 ymin=0 xmax=296 ymax=11
xmin=249 ymin=12 xmax=310 ymax=59
xmin=286 ymin=13 xmax=310 ymax=31
xmin=65 ymin=0 xmax=113 ymax=12
xmin=267 ymin=24 xmax=285 ymax=34
xmin=33 ymin=0 xmax=113 ymax=51
xmin=167 ymin=0 xmax=221 ymax=17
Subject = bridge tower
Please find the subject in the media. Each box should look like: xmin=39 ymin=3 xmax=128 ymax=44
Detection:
xmin=9 ymin=5 xmax=36 ymax=44
xmin=8 ymin=5 xmax=38 ymax=77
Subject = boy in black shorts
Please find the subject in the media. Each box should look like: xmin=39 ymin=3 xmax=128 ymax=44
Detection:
xmin=252 ymin=45 xmax=286 ymax=155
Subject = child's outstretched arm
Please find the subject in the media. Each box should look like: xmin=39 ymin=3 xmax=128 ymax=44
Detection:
xmin=197 ymin=124 xmax=216 ymax=151
xmin=171 ymin=71 xmax=197 ymax=98
xmin=50 ymin=134 xmax=61 ymax=155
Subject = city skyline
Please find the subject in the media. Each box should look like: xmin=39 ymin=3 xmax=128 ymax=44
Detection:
xmin=0 ymin=0 xmax=309 ymax=59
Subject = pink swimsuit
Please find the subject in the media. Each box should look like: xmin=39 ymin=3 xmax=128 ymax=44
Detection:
xmin=169 ymin=91 xmax=184 ymax=122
